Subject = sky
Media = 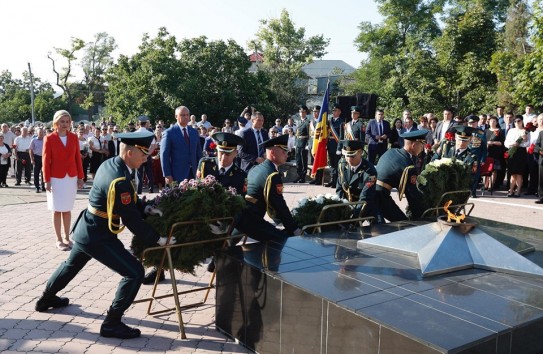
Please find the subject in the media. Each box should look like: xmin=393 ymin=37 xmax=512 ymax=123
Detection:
xmin=0 ymin=0 xmax=382 ymax=86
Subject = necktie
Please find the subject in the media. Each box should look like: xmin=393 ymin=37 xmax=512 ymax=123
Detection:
xmin=256 ymin=130 xmax=264 ymax=157
xmin=219 ymin=167 xmax=226 ymax=176
xmin=183 ymin=128 xmax=190 ymax=145
xmin=456 ymin=149 xmax=461 ymax=157
xmin=379 ymin=122 xmax=383 ymax=136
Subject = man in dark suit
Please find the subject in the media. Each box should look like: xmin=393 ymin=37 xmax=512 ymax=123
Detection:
xmin=434 ymin=108 xmax=455 ymax=145
xmin=325 ymin=104 xmax=344 ymax=187
xmin=294 ymin=105 xmax=310 ymax=183
xmin=35 ymin=131 xmax=173 ymax=339
xmin=238 ymin=112 xmax=269 ymax=173
xmin=160 ymin=106 xmax=202 ymax=184
xmin=366 ymin=109 xmax=391 ymax=164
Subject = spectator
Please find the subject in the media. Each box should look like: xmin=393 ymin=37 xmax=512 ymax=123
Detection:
xmin=0 ymin=134 xmax=12 ymax=187
xmin=527 ymin=114 xmax=543 ymax=196
xmin=485 ymin=116 xmax=505 ymax=192
xmin=29 ymin=127 xmax=46 ymax=193
xmin=197 ymin=114 xmax=212 ymax=130
xmin=272 ymin=118 xmax=283 ymax=134
xmin=43 ymin=110 xmax=84 ymax=251
xmin=504 ymin=116 xmax=529 ymax=197
xmin=88 ymin=127 xmax=106 ymax=180
xmin=160 ymin=105 xmax=203 ymax=184
xmin=135 ymin=116 xmax=157 ymax=194
xmin=77 ymin=127 xmax=90 ymax=183
xmin=389 ymin=118 xmax=404 ymax=149
xmin=189 ymin=115 xmax=198 ymax=129
xmin=287 ymin=127 xmax=296 ymax=160
xmin=1 ymin=124 xmax=16 ymax=178
xmin=221 ymin=119 xmax=234 ymax=133
xmin=282 ymin=117 xmax=297 ymax=135
xmin=13 ymin=127 xmax=33 ymax=186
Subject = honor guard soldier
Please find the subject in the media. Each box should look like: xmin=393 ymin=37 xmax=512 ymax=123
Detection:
xmin=336 ymin=140 xmax=379 ymax=220
xmin=375 ymin=130 xmax=429 ymax=221
xmin=294 ymin=105 xmax=311 ymax=183
xmin=467 ymin=115 xmax=487 ymax=197
xmin=236 ymin=134 xmax=303 ymax=245
xmin=344 ymin=106 xmax=366 ymax=145
xmin=35 ymin=131 xmax=174 ymax=339
xmin=326 ymin=103 xmax=345 ymax=187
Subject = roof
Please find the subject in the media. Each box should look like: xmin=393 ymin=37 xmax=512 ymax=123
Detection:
xmin=249 ymin=52 xmax=263 ymax=62
xmin=302 ymin=60 xmax=356 ymax=78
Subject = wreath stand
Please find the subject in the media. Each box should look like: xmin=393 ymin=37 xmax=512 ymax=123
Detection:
xmin=301 ymin=201 xmax=375 ymax=234
xmin=420 ymin=190 xmax=474 ymax=218
xmin=133 ymin=217 xmax=244 ymax=339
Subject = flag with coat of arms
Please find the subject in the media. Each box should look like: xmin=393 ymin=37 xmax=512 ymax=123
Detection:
xmin=311 ymin=83 xmax=329 ymax=178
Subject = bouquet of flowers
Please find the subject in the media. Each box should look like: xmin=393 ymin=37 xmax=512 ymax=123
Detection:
xmin=130 ymin=175 xmax=246 ymax=274
xmin=292 ymin=193 xmax=351 ymax=232
xmin=507 ymin=122 xmax=536 ymax=159
xmin=415 ymin=158 xmax=471 ymax=215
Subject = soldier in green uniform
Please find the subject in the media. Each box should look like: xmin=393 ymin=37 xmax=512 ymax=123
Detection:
xmin=375 ymin=130 xmax=429 ymax=221
xmin=336 ymin=140 xmax=379 ymax=221
xmin=344 ymin=106 xmax=366 ymax=146
xmin=35 ymin=131 xmax=174 ymax=339
xmin=467 ymin=115 xmax=488 ymax=198
xmin=236 ymin=134 xmax=303 ymax=244
xmin=295 ymin=105 xmax=311 ymax=183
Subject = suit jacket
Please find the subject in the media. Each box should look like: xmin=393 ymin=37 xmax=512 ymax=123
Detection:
xmin=42 ymin=131 xmax=84 ymax=182
xmin=107 ymin=139 xmax=120 ymax=158
xmin=434 ymin=120 xmax=454 ymax=143
xmin=160 ymin=124 xmax=202 ymax=182
xmin=366 ymin=119 xmax=391 ymax=148
xmin=239 ymin=128 xmax=269 ymax=172
xmin=534 ymin=130 xmax=543 ymax=165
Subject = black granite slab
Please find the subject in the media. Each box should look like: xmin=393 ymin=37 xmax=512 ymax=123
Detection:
xmin=215 ymin=217 xmax=543 ymax=354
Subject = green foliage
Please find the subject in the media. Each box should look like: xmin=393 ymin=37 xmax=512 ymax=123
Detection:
xmin=416 ymin=158 xmax=471 ymax=213
xmin=292 ymin=194 xmax=351 ymax=232
xmin=130 ymin=176 xmax=246 ymax=274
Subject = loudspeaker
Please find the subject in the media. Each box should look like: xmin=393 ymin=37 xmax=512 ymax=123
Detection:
xmin=356 ymin=93 xmax=378 ymax=119
xmin=335 ymin=96 xmax=357 ymax=120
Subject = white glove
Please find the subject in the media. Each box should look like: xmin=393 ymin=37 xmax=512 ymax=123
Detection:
xmin=144 ymin=205 xmax=163 ymax=217
xmin=157 ymin=236 xmax=176 ymax=246
xmin=336 ymin=150 xmax=341 ymax=155
xmin=209 ymin=220 xmax=228 ymax=235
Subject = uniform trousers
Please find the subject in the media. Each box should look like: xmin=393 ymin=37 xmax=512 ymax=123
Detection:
xmin=137 ymin=155 xmax=154 ymax=193
xmin=295 ymin=143 xmax=308 ymax=181
xmin=16 ymin=151 xmax=31 ymax=183
xmin=33 ymin=154 xmax=44 ymax=189
xmin=45 ymin=238 xmax=144 ymax=314
xmin=375 ymin=187 xmax=408 ymax=222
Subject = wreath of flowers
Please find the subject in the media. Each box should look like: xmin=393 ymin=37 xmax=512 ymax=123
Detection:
xmin=292 ymin=193 xmax=351 ymax=232
xmin=416 ymin=158 xmax=471 ymax=214
xmin=130 ymin=175 xmax=246 ymax=274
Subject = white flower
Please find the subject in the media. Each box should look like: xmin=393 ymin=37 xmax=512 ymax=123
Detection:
xmin=315 ymin=195 xmax=325 ymax=204
xmin=298 ymin=197 xmax=309 ymax=207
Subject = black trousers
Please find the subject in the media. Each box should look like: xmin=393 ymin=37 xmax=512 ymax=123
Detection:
xmin=137 ymin=156 xmax=154 ymax=193
xmin=375 ymin=188 xmax=408 ymax=222
xmin=33 ymin=154 xmax=44 ymax=189
xmin=327 ymin=145 xmax=341 ymax=184
xmin=539 ymin=164 xmax=543 ymax=198
xmin=0 ymin=162 xmax=8 ymax=184
xmin=368 ymin=143 xmax=388 ymax=165
xmin=45 ymin=238 xmax=144 ymax=314
xmin=295 ymin=145 xmax=308 ymax=181
xmin=16 ymin=151 xmax=31 ymax=183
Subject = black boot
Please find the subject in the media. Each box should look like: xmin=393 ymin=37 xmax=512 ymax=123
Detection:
xmin=100 ymin=309 xmax=141 ymax=339
xmin=142 ymin=267 xmax=165 ymax=285
xmin=35 ymin=292 xmax=69 ymax=312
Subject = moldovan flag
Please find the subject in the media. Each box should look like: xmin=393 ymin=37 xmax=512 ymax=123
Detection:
xmin=311 ymin=83 xmax=329 ymax=178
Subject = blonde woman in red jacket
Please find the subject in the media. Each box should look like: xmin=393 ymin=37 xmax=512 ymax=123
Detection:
xmin=43 ymin=110 xmax=84 ymax=250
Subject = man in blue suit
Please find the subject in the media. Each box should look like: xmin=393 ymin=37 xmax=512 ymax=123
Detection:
xmin=238 ymin=112 xmax=269 ymax=173
xmin=366 ymin=109 xmax=391 ymax=164
xmin=160 ymin=106 xmax=202 ymax=184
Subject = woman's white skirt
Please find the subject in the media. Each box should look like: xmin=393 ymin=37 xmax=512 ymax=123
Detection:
xmin=47 ymin=175 xmax=77 ymax=212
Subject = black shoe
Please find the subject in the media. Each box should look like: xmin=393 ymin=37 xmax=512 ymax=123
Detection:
xmin=15 ymin=182 xmax=21 ymax=186
xmin=207 ymin=259 xmax=215 ymax=273
xmin=142 ymin=268 xmax=165 ymax=285
xmin=36 ymin=188 xmax=40 ymax=193
xmin=324 ymin=182 xmax=334 ymax=188
xmin=308 ymin=180 xmax=316 ymax=185
xmin=100 ymin=321 xmax=141 ymax=339
xmin=535 ymin=199 xmax=543 ymax=204
xmin=35 ymin=294 xmax=69 ymax=312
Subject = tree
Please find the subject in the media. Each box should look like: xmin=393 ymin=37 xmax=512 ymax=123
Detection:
xmin=47 ymin=37 xmax=85 ymax=114
xmin=81 ymin=32 xmax=117 ymax=121
xmin=250 ymin=9 xmax=329 ymax=118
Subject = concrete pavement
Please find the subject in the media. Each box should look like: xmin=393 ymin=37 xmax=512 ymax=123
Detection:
xmin=0 ymin=175 xmax=542 ymax=353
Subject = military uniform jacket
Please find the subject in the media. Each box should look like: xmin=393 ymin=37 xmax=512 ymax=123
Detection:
xmin=198 ymin=157 xmax=247 ymax=195
xmin=376 ymin=148 xmax=425 ymax=219
xmin=245 ymin=159 xmax=298 ymax=233
xmin=344 ymin=119 xmax=365 ymax=144
xmin=431 ymin=140 xmax=455 ymax=161
xmin=295 ymin=118 xmax=311 ymax=149
xmin=336 ymin=158 xmax=378 ymax=217
xmin=72 ymin=156 xmax=160 ymax=246
xmin=469 ymin=129 xmax=488 ymax=163
xmin=328 ymin=116 xmax=344 ymax=151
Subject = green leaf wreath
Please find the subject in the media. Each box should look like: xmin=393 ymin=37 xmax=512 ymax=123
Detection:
xmin=416 ymin=158 xmax=471 ymax=215
xmin=130 ymin=175 xmax=246 ymax=274
xmin=292 ymin=194 xmax=351 ymax=232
